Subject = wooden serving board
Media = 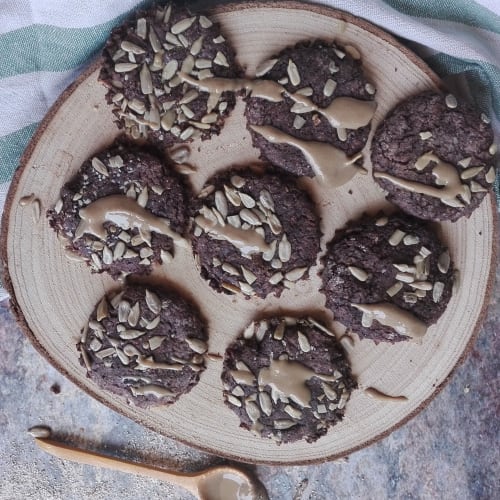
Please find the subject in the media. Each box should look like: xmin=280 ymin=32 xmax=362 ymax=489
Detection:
xmin=1 ymin=2 xmax=496 ymax=464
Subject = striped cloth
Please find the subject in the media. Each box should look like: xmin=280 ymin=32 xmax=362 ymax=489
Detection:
xmin=0 ymin=0 xmax=499 ymax=300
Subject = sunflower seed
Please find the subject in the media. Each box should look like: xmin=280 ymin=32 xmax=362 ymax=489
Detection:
xmin=485 ymin=166 xmax=496 ymax=184
xmin=409 ymin=281 xmax=433 ymax=291
xmin=147 ymin=28 xmax=162 ymax=52
xmin=437 ymin=251 xmax=450 ymax=274
xmin=419 ymin=131 xmax=433 ymax=140
xmin=243 ymin=401 xmax=260 ymax=423
xmin=214 ymin=51 xmax=229 ymax=67
xmin=489 ymin=143 xmax=497 ymax=154
xmin=297 ymin=331 xmax=311 ymax=352
xmin=137 ymin=235 xmax=155 ymax=252
xmin=136 ymin=187 xmax=148 ymax=208
xmin=393 ymin=263 xmax=416 ymax=273
xmin=461 ymin=184 xmax=471 ymax=204
xmin=120 ymin=329 xmax=146 ymax=340
xmin=386 ymin=282 xmax=403 ymax=297
xmin=375 ymin=216 xmax=388 ymax=226
xmin=460 ymin=166 xmax=484 ymax=180
xmin=145 ymin=316 xmax=161 ymax=331
xmin=213 ymin=35 xmax=225 ymax=43
xmin=253 ymin=321 xmax=267 ymax=342
xmin=239 ymin=208 xmax=260 ymax=225
xmin=185 ymin=338 xmax=208 ymax=354
xmin=395 ymin=272 xmax=414 ymax=283
xmin=419 ymin=246 xmax=432 ymax=258
xmin=214 ymin=190 xmax=228 ymax=218
xmin=433 ymin=281 xmax=445 ymax=302
xmin=95 ymin=347 xmax=115 ymax=360
xmin=389 ymin=229 xmax=405 ymax=246
xmin=262 ymin=240 xmax=277 ymax=261
xmin=88 ymin=337 xmax=102 ymax=352
xmin=274 ymin=419 xmax=296 ymax=430
xmin=255 ymin=58 xmax=278 ymax=77
xmin=180 ymin=126 xmax=195 ymax=140
xmin=211 ymin=207 xmax=225 ymax=226
xmin=296 ymin=87 xmax=313 ymax=96
xmin=403 ymin=234 xmax=419 ymax=246
xmin=160 ymin=60 xmax=178 ymax=82
xmin=241 ymin=266 xmax=257 ymax=285
xmin=271 ymin=259 xmax=282 ymax=269
xmin=291 ymin=115 xmax=306 ymax=130
xmin=265 ymin=213 xmax=281 ymax=235
xmin=141 ymin=291 xmax=160 ymax=316
xmin=323 ymin=79 xmax=337 ymax=97
xmin=259 ymin=189 xmax=275 ymax=211
xmin=116 ymin=63 xmax=140 ymax=76
xmin=470 ymin=181 xmax=487 ymax=192
xmin=254 ymin=392 xmax=272 ymax=416
xmin=179 ymin=104 xmax=194 ymax=119
xmin=126 ymin=302 xmax=140 ymax=327
xmin=90 ymin=253 xmax=102 ymax=270
xmin=403 ymin=292 xmax=418 ymax=304
xmin=337 ymin=128 xmax=347 ymax=141
xmin=321 ymin=382 xmax=338 ymax=401
xmin=445 ymin=94 xmax=458 ymax=108
xmin=181 ymin=54 xmax=195 ymax=74
xmin=365 ymin=83 xmax=376 ymax=94
xmin=100 ymin=246 xmax=113 ymax=265
xmin=92 ymin=157 xmax=109 ymax=176
xmin=121 ymin=41 xmax=145 ymax=55
xmin=227 ymin=394 xmax=242 ymax=407
xmin=171 ymin=16 xmax=196 ymax=35
xmin=287 ymin=59 xmax=300 ymax=86
xmin=199 ymin=15 xmax=213 ymax=28
xmin=112 ymin=49 xmax=126 ymax=62
xmin=285 ymin=267 xmax=307 ymax=282
xmin=361 ymin=312 xmax=373 ymax=327
xmin=278 ymin=234 xmax=291 ymax=262
xmin=348 ymin=266 xmax=368 ymax=281
xmin=188 ymin=35 xmax=204 ymax=56
xmin=222 ymin=263 xmax=239 ymax=276
xmin=239 ymin=282 xmax=254 ymax=296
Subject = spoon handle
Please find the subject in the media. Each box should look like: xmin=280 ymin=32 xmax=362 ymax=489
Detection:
xmin=35 ymin=438 xmax=199 ymax=495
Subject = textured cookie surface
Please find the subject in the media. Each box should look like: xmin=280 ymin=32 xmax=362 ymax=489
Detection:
xmin=371 ymin=91 xmax=496 ymax=221
xmin=221 ymin=317 xmax=356 ymax=443
xmin=78 ymin=285 xmax=207 ymax=407
xmin=48 ymin=141 xmax=188 ymax=279
xmin=190 ymin=168 xmax=321 ymax=298
xmin=245 ymin=41 xmax=376 ymax=178
xmin=320 ymin=214 xmax=454 ymax=343
xmin=99 ymin=4 xmax=240 ymax=147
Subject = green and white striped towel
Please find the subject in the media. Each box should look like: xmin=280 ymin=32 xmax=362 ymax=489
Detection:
xmin=0 ymin=0 xmax=499 ymax=300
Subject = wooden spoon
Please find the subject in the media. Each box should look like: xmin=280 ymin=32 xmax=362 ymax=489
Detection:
xmin=34 ymin=437 xmax=268 ymax=500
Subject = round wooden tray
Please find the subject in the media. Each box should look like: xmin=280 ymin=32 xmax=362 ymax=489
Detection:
xmin=1 ymin=2 xmax=497 ymax=464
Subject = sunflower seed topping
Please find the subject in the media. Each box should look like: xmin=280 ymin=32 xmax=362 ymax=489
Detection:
xmin=241 ymin=266 xmax=257 ymax=285
xmin=470 ymin=180 xmax=487 ymax=192
xmin=485 ymin=166 xmax=496 ymax=184
xmin=365 ymin=83 xmax=376 ymax=94
xmin=185 ymin=338 xmax=208 ymax=354
xmin=145 ymin=289 xmax=161 ymax=315
xmin=433 ymin=281 xmax=445 ymax=302
xmin=348 ymin=266 xmax=368 ymax=281
xmin=323 ymin=79 xmax=337 ymax=97
xmin=285 ymin=267 xmax=307 ymax=282
xmin=227 ymin=394 xmax=242 ymax=407
xmin=91 ymin=157 xmax=109 ymax=176
xmin=388 ymin=229 xmax=406 ymax=246
xmin=274 ymin=419 xmax=296 ymax=430
xmin=297 ymin=331 xmax=311 ymax=352
xmin=171 ymin=16 xmax=196 ymax=35
xmin=214 ymin=51 xmax=229 ymax=67
xmin=489 ymin=144 xmax=497 ymax=155
xmin=375 ymin=216 xmax=388 ymax=226
xmin=396 ymin=272 xmax=415 ymax=283
xmin=115 ymin=62 xmax=139 ymax=73
xmin=419 ymin=131 xmax=433 ymax=140
xmin=199 ymin=15 xmax=213 ymax=28
xmin=278 ymin=234 xmax=291 ymax=262
xmin=213 ymin=35 xmax=225 ymax=43
xmin=403 ymin=234 xmax=419 ymax=245
xmin=287 ymin=59 xmax=301 ymax=86
xmin=481 ymin=113 xmax=491 ymax=124
xmin=254 ymin=58 xmax=278 ymax=77
xmin=445 ymin=94 xmax=458 ymax=108
xmin=386 ymin=282 xmax=403 ymax=297
xmin=460 ymin=166 xmax=484 ymax=180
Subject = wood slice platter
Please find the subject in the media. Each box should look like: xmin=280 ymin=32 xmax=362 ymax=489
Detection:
xmin=1 ymin=2 xmax=496 ymax=464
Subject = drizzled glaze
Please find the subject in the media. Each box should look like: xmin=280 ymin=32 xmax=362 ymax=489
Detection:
xmin=250 ymin=125 xmax=363 ymax=187
xmin=194 ymin=215 xmax=271 ymax=255
xmin=374 ymin=152 xmax=469 ymax=208
xmin=74 ymin=195 xmax=187 ymax=246
xmin=258 ymin=358 xmax=337 ymax=408
xmin=351 ymin=302 xmax=427 ymax=340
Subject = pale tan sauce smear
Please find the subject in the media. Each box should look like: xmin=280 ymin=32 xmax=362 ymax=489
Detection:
xmin=198 ymin=471 xmax=257 ymax=500
xmin=258 ymin=358 xmax=337 ymax=408
xmin=374 ymin=152 xmax=468 ymax=207
xmin=180 ymin=73 xmax=376 ymax=188
xmin=74 ymin=195 xmax=187 ymax=246
xmin=195 ymin=215 xmax=271 ymax=256
xmin=351 ymin=303 xmax=427 ymax=340
xmin=180 ymin=72 xmax=376 ymax=129
xmin=250 ymin=124 xmax=363 ymax=188
xmin=364 ymin=387 xmax=408 ymax=403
